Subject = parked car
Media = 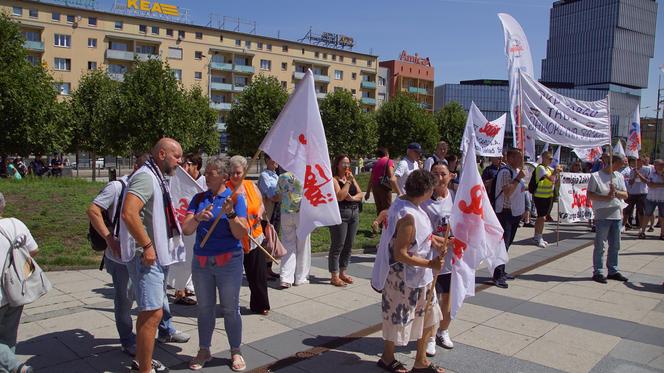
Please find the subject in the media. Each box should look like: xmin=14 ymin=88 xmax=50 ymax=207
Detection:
xmin=95 ymin=158 xmax=105 ymax=168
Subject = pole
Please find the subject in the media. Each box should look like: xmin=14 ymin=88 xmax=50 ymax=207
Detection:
xmin=654 ymin=75 xmax=661 ymax=160
xmin=608 ymin=92 xmax=614 ymax=182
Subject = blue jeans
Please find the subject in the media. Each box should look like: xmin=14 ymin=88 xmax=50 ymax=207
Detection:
xmin=593 ymin=219 xmax=621 ymax=276
xmin=192 ymin=251 xmax=243 ymax=350
xmin=105 ymin=258 xmax=135 ymax=348
xmin=123 ymin=256 xmax=176 ymax=338
xmin=0 ymin=305 xmax=23 ymax=372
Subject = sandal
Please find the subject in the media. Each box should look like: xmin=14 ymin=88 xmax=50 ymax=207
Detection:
xmin=638 ymin=232 xmax=646 ymax=239
xmin=339 ymin=274 xmax=354 ymax=284
xmin=330 ymin=277 xmax=347 ymax=287
xmin=231 ymin=352 xmax=246 ymax=372
xmin=410 ymin=363 xmax=445 ymax=373
xmin=174 ymin=296 xmax=197 ymax=305
xmin=189 ymin=349 xmax=212 ymax=370
xmin=377 ymin=359 xmax=408 ymax=373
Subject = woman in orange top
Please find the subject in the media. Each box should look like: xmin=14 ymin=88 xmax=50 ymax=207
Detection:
xmin=227 ymin=155 xmax=270 ymax=315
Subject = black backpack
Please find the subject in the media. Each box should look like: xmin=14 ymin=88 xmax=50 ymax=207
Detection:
xmin=488 ymin=166 xmax=513 ymax=209
xmin=528 ymin=165 xmax=545 ymax=194
xmin=88 ymin=180 xmax=127 ymax=251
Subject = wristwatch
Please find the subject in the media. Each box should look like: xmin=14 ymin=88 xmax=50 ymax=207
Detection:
xmin=226 ymin=211 xmax=237 ymax=220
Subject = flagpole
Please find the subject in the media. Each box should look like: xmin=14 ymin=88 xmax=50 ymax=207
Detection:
xmin=426 ymin=225 xmax=451 ymax=316
xmin=608 ymin=93 xmax=614 ymax=183
xmin=518 ymin=72 xmax=525 ymax=156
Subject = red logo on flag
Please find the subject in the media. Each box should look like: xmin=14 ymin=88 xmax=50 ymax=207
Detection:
xmin=298 ymin=133 xmax=307 ymax=145
xmin=479 ymin=122 xmax=501 ymax=137
xmin=571 ymin=188 xmax=592 ymax=209
xmin=303 ymin=164 xmax=334 ymax=206
xmin=174 ymin=198 xmax=189 ymax=224
xmin=458 ymin=185 xmax=485 ymax=219
xmin=451 ymin=237 xmax=468 ymax=264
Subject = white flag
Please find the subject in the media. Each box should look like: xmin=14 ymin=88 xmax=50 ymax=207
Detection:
xmin=625 ymin=106 xmax=641 ymax=159
xmin=259 ymin=69 xmax=341 ymax=239
xmin=573 ymin=147 xmax=602 ymax=163
xmin=450 ymin=133 xmax=508 ymax=318
xmin=461 ymin=102 xmax=506 ymax=157
xmin=551 ymin=146 xmax=561 ymax=168
xmin=613 ymin=139 xmax=626 ymax=158
xmin=519 ymin=71 xmax=610 ymax=148
xmin=167 ymin=166 xmax=205 ymax=289
xmin=498 ymin=13 xmax=534 ymax=152
xmin=558 ymin=172 xmax=594 ymax=223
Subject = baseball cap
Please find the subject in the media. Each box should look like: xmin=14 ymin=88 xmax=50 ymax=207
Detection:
xmin=407 ymin=143 xmax=422 ymax=153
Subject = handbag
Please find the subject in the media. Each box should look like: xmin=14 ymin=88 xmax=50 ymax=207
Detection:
xmin=0 ymin=218 xmax=52 ymax=307
xmin=263 ymin=221 xmax=286 ymax=259
xmin=379 ymin=159 xmax=393 ymax=191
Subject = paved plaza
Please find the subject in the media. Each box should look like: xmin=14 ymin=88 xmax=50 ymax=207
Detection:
xmin=15 ymin=223 xmax=664 ymax=373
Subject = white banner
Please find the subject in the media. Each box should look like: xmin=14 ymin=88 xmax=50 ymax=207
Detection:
xmin=573 ymin=147 xmax=602 ymax=163
xmin=498 ymin=13 xmax=534 ymax=151
xmin=259 ymin=69 xmax=341 ymax=239
xmin=461 ymin=102 xmax=506 ymax=157
xmin=167 ymin=166 xmax=204 ymax=289
xmin=519 ymin=71 xmax=610 ymax=149
xmin=626 ymin=106 xmax=641 ymax=159
xmin=558 ymin=172 xmax=594 ymax=223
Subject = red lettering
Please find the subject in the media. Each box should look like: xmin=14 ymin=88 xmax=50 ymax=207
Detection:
xmin=174 ymin=198 xmax=189 ymax=224
xmin=571 ymin=188 xmax=592 ymax=209
xmin=479 ymin=122 xmax=501 ymax=137
xmin=451 ymin=237 xmax=467 ymax=265
xmin=458 ymin=184 xmax=484 ymax=219
xmin=298 ymin=133 xmax=307 ymax=145
xmin=303 ymin=163 xmax=334 ymax=207
xmin=399 ymin=50 xmax=431 ymax=66
xmin=627 ymin=132 xmax=640 ymax=151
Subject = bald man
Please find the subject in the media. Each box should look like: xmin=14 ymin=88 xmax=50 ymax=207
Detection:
xmin=122 ymin=138 xmax=187 ymax=373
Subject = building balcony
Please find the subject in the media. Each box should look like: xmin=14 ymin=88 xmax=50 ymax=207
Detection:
xmin=233 ymin=85 xmax=247 ymax=92
xmin=420 ymin=102 xmax=432 ymax=110
xmin=293 ymin=71 xmax=305 ymax=80
xmin=108 ymin=72 xmax=125 ymax=82
xmin=361 ymin=97 xmax=376 ymax=106
xmin=234 ymin=64 xmax=254 ymax=74
xmin=106 ymin=49 xmax=157 ymax=62
xmin=210 ymin=82 xmax=233 ymax=92
xmin=210 ymin=62 xmax=233 ymax=71
xmin=314 ymin=74 xmax=330 ymax=83
xmin=316 ymin=92 xmax=327 ymax=99
xmin=216 ymin=122 xmax=226 ymax=131
xmin=407 ymin=86 xmax=428 ymax=95
xmin=135 ymin=52 xmax=159 ymax=61
xmin=23 ymin=40 xmax=44 ymax=52
xmin=210 ymin=102 xmax=232 ymax=111
xmin=361 ymin=81 xmax=376 ymax=89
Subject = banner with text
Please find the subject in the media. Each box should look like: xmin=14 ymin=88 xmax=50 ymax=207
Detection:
xmin=558 ymin=172 xmax=593 ymax=223
xmin=461 ymin=102 xmax=507 ymax=157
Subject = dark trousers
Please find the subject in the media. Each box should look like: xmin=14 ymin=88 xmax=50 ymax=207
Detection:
xmin=328 ymin=207 xmax=360 ymax=273
xmin=244 ymin=247 xmax=270 ymax=313
xmin=493 ymin=210 xmax=521 ymax=280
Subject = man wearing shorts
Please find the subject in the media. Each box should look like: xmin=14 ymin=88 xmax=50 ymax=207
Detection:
xmin=532 ymin=151 xmax=562 ymax=248
xmin=641 ymin=159 xmax=664 ymax=240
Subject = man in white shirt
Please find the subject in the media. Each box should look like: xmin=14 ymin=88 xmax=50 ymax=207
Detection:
xmin=424 ymin=141 xmax=448 ymax=171
xmin=394 ymin=143 xmax=422 ymax=195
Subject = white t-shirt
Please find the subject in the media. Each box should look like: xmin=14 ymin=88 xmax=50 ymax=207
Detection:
xmin=646 ymin=171 xmax=664 ymax=202
xmin=421 ymin=191 xmax=455 ymax=274
xmin=92 ymin=176 xmax=129 ymax=264
xmin=0 ymin=218 xmax=39 ymax=307
xmin=423 ymin=155 xmax=447 ymax=172
xmin=495 ymin=166 xmax=526 ymax=216
xmin=394 ymin=157 xmax=419 ymax=194
xmin=587 ymin=170 xmax=627 ymax=220
xmin=628 ymin=166 xmax=650 ymax=195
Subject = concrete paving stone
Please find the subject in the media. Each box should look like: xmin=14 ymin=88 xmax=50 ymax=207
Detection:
xmin=590 ymin=355 xmax=664 ymax=373
xmin=315 ymin=287 xmax=381 ymax=311
xmin=638 ymin=262 xmax=664 ymax=277
xmin=22 ymin=299 xmax=85 ymax=316
xmin=267 ymin=289 xmax=309 ymax=310
xmin=282 ymin=282 xmax=345 ymax=299
xmin=610 ymin=281 xmax=664 ymax=300
xmin=649 ymin=354 xmax=664 ymax=371
xmin=242 ymin=316 xmax=291 ymax=343
xmin=56 ymin=324 xmax=124 ymax=358
xmin=43 ymin=357 xmax=98 ymax=373
xmin=454 ymin=324 xmax=536 ymax=356
xmin=82 ymin=347 xmax=136 ymax=373
xmin=541 ymin=324 xmax=620 ymax=355
xmin=545 ymin=257 xmax=595 ymax=273
xmin=627 ymin=324 xmax=664 ymax=348
xmin=158 ymin=329 xmax=230 ymax=362
xmin=447 ymin=319 xmax=477 ymax=338
xmin=515 ymin=338 xmax=603 ymax=373
xmin=482 ymin=282 xmax=545 ymax=301
xmin=483 ymin=312 xmax=558 ymax=338
xmin=467 ymin=291 xmax=526 ymax=313
xmin=16 ymin=321 xmax=49 ymax=342
xmin=608 ymin=339 xmax=664 ymax=366
xmin=455 ymin=303 xmax=503 ymax=324
xmin=640 ymin=311 xmax=664 ymax=328
xmin=598 ymin=290 xmax=661 ymax=311
xmin=299 ymin=313 xmax=368 ymax=339
xmin=24 ymin=292 xmax=78 ymax=310
xmin=549 ymin=282 xmax=608 ymax=300
xmin=247 ymin=329 xmax=316 ymax=360
xmin=37 ymin=309 xmax=115 ymax=333
xmin=54 ymin=277 xmax=109 ymax=294
xmin=275 ymin=298 xmax=347 ymax=324
xmin=289 ymin=349 xmax=385 ymax=373
xmin=15 ymin=336 xmax=79 ymax=369
xmin=335 ymin=303 xmax=381 ymax=326
xmin=345 ymin=281 xmax=383 ymax=299
xmin=44 ymin=270 xmax=97 ymax=284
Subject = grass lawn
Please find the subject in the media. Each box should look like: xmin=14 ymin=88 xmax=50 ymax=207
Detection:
xmin=0 ymin=173 xmax=380 ymax=270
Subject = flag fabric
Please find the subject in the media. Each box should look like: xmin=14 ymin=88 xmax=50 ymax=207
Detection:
xmin=460 ymin=102 xmax=506 ymax=157
xmin=625 ymin=106 xmax=641 ymax=159
xmin=573 ymin=147 xmax=603 ymax=163
xmin=551 ymin=146 xmax=562 ymax=168
xmin=613 ymin=139 xmax=626 ymax=158
xmin=167 ymin=166 xmax=205 ymax=290
xmin=259 ymin=69 xmax=341 ymax=240
xmin=519 ymin=71 xmax=610 ymax=149
xmin=450 ymin=133 xmax=508 ymax=319
xmin=498 ymin=13 xmax=535 ymax=152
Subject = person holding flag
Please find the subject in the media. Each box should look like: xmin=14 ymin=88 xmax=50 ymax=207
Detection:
xmin=532 ymin=151 xmax=562 ymax=248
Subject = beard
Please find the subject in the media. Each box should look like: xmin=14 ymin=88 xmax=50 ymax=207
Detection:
xmin=160 ymin=160 xmax=176 ymax=176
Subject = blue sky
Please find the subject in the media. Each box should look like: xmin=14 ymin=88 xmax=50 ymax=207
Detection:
xmin=94 ymin=0 xmax=663 ymax=117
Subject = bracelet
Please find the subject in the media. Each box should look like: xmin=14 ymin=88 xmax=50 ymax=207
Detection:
xmin=142 ymin=242 xmax=153 ymax=250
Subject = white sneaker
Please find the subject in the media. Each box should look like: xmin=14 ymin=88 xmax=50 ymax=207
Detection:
xmin=426 ymin=336 xmax=436 ymax=356
xmin=436 ymin=330 xmax=454 ymax=349
xmin=537 ymin=239 xmax=548 ymax=248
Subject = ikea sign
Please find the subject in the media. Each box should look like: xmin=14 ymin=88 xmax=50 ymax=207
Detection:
xmin=127 ymin=0 xmax=179 ymax=16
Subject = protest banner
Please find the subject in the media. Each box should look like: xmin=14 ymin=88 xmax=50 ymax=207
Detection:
xmin=558 ymin=172 xmax=593 ymax=223
xmin=460 ymin=102 xmax=506 ymax=157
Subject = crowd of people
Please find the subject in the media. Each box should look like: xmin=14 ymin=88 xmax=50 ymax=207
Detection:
xmin=0 ymin=136 xmax=662 ymax=373
xmin=0 ymin=154 xmax=67 ymax=180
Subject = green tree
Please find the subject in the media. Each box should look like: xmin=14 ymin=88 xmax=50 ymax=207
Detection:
xmin=226 ymin=75 xmax=288 ymax=155
xmin=435 ymin=101 xmax=467 ymax=156
xmin=70 ymin=69 xmax=120 ymax=180
xmin=0 ymin=13 xmax=70 ymax=155
xmin=375 ymin=94 xmax=438 ymax=156
xmin=319 ymin=89 xmax=377 ymax=158
xmin=180 ymin=85 xmax=219 ymax=154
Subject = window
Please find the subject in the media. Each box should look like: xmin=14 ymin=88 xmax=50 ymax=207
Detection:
xmin=315 ymin=52 xmax=319 ymax=58
xmin=54 ymin=58 xmax=71 ymax=71
xmin=368 ymin=60 xmax=373 ymax=67
xmin=166 ymin=28 xmax=173 ymax=36
xmin=245 ymin=40 xmax=251 ymax=48
xmin=114 ymin=20 xmax=123 ymax=29
xmin=23 ymin=31 xmax=40 ymax=42
xmin=29 ymin=9 xmax=38 ymax=18
xmin=194 ymin=51 xmax=203 ymax=60
xmin=351 ymin=72 xmax=357 ymax=80
xmin=260 ymin=59 xmax=271 ymax=70
xmin=66 ymin=14 xmax=75 ymax=23
xmin=178 ymin=30 xmax=185 ymax=39
xmin=172 ymin=69 xmax=182 ymax=81
xmin=151 ymin=26 xmax=159 ymax=35
xmin=281 ymin=62 xmax=287 ymax=71
xmin=195 ymin=32 xmax=203 ymax=39
xmin=136 ymin=45 xmax=156 ymax=54
xmin=301 ymin=48 xmax=305 ymax=55
xmin=234 ymin=56 xmax=249 ymax=66
xmin=332 ymin=54 xmax=336 ymax=61
xmin=378 ymin=77 xmax=386 ymax=86
xmin=235 ymin=76 xmax=248 ymax=87
xmin=88 ymin=17 xmax=97 ymax=26
xmin=194 ymin=71 xmax=202 ymax=80
xmin=352 ymin=57 xmax=356 ymax=64
xmin=139 ymin=24 xmax=147 ymax=33
xmin=26 ymin=55 xmax=40 ymax=66
xmin=88 ymin=61 xmax=97 ymax=70
xmin=108 ymin=64 xmax=126 ymax=74
xmin=282 ymin=45 xmax=288 ymax=52
xmin=323 ymin=53 xmax=327 ymax=60
xmin=219 ymin=34 xmax=224 ymax=42
xmin=257 ymin=42 xmax=263 ymax=49
xmin=334 ymin=70 xmax=343 ymax=80
xmin=281 ymin=81 xmax=287 ymax=89
xmin=168 ymin=47 xmax=183 ymax=60
xmin=54 ymin=34 xmax=71 ymax=48
xmin=266 ymin=44 xmax=272 ymax=51
xmin=12 ymin=6 xmax=22 ymax=16
xmin=339 ymin=56 xmax=344 ymax=62
xmin=87 ymin=38 xmax=97 ymax=48
xmin=109 ymin=41 xmax=128 ymax=51
xmin=55 ymin=82 xmax=71 ymax=95
xmin=52 ymin=12 xmax=60 ymax=21
xmin=351 ymin=89 xmax=356 ymax=95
